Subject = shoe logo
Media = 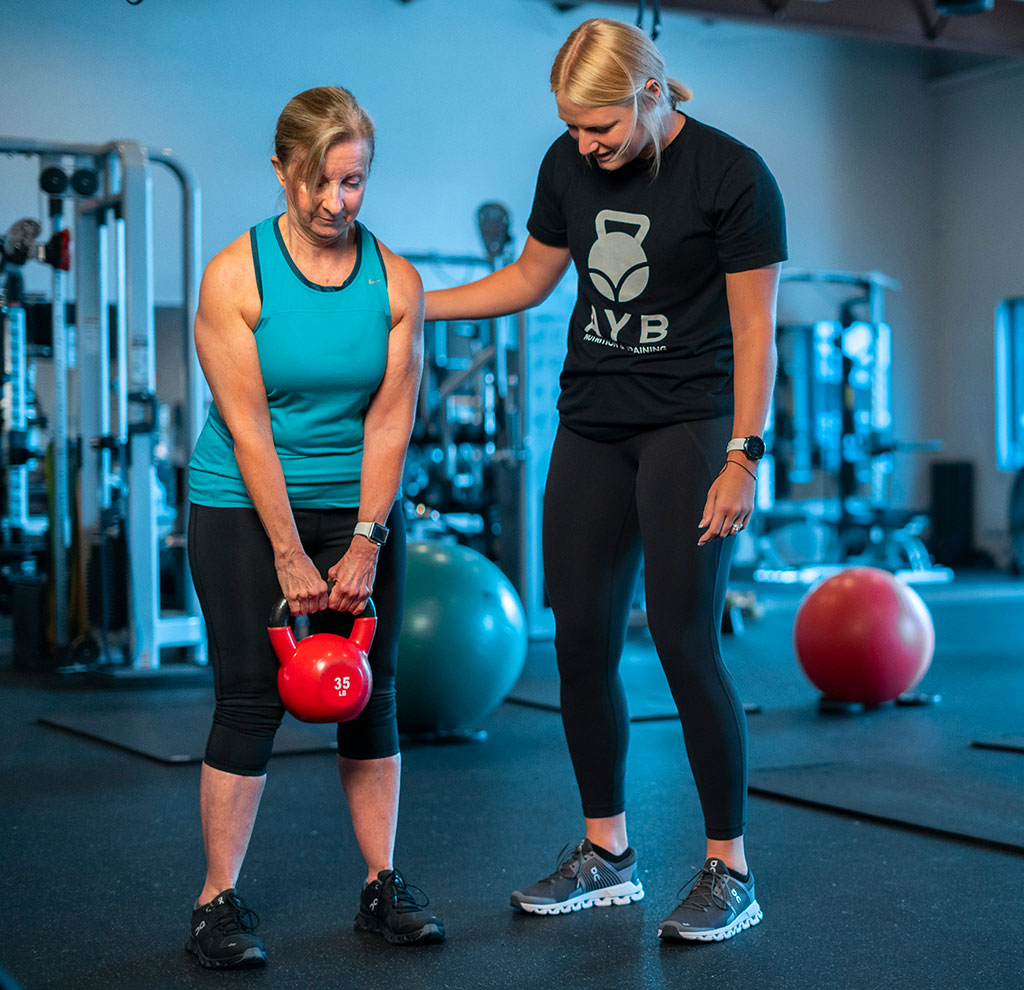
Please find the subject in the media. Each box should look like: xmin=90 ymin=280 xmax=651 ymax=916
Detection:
xmin=194 ymin=921 xmax=205 ymax=936
xmin=590 ymin=867 xmax=600 ymax=880
xmin=587 ymin=209 xmax=651 ymax=303
xmin=709 ymin=860 xmax=719 ymax=870
xmin=731 ymin=889 xmax=743 ymax=902
xmin=369 ymin=897 xmax=379 ymax=912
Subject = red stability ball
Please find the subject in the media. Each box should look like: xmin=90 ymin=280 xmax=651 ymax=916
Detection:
xmin=793 ymin=566 xmax=935 ymax=705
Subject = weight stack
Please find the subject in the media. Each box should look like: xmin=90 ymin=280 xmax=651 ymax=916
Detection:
xmin=928 ymin=460 xmax=975 ymax=566
xmin=10 ymin=572 xmax=49 ymax=670
xmin=86 ymin=531 xmax=129 ymax=632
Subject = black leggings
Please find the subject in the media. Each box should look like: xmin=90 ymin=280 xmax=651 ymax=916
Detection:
xmin=187 ymin=502 xmax=405 ymax=776
xmin=543 ymin=419 xmax=747 ymax=840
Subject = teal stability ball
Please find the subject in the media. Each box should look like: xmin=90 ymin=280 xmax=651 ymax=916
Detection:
xmin=396 ymin=541 xmax=528 ymax=734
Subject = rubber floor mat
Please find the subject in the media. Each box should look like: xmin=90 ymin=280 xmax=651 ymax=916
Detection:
xmin=38 ymin=704 xmax=337 ymax=764
xmin=749 ymin=761 xmax=1023 ymax=852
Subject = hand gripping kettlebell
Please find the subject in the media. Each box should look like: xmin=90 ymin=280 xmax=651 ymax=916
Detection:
xmin=267 ymin=596 xmax=376 ymax=723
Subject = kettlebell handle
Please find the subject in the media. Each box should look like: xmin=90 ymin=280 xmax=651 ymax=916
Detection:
xmin=268 ymin=594 xmax=376 ymax=629
xmin=595 ymin=208 xmax=650 ymax=243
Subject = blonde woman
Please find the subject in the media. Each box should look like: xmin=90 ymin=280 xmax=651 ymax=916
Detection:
xmin=426 ymin=19 xmax=786 ymax=942
xmin=186 ymin=86 xmax=442 ymax=968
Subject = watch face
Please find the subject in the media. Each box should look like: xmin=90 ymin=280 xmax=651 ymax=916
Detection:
xmin=745 ymin=436 xmax=766 ymax=459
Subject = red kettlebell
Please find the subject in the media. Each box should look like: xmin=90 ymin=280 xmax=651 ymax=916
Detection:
xmin=267 ymin=595 xmax=376 ymax=723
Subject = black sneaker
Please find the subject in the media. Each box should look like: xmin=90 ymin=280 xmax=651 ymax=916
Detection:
xmin=354 ymin=869 xmax=446 ymax=944
xmin=510 ymin=838 xmax=644 ymax=915
xmin=658 ymin=857 xmax=762 ymax=942
xmin=186 ymin=888 xmax=267 ymax=968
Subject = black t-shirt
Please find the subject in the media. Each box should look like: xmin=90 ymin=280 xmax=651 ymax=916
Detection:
xmin=527 ymin=115 xmax=787 ymax=440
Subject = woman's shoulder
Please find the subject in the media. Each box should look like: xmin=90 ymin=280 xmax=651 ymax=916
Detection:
xmin=205 ymin=231 xmax=251 ymax=284
xmin=682 ymin=117 xmax=760 ymax=162
xmin=676 ymin=118 xmax=779 ymax=200
xmin=533 ymin=131 xmax=582 ymax=196
xmin=544 ymin=130 xmax=579 ymax=164
xmin=683 ymin=118 xmax=777 ymax=182
xmin=198 ymin=227 xmax=261 ymax=318
xmin=372 ymin=235 xmax=424 ymax=311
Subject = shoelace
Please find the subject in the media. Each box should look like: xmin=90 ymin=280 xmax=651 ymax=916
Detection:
xmin=539 ymin=841 xmax=583 ymax=885
xmin=385 ymin=871 xmax=432 ymax=914
xmin=211 ymin=893 xmax=260 ymax=934
xmin=675 ymin=868 xmax=731 ymax=913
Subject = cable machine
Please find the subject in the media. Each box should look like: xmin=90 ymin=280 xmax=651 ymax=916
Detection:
xmin=0 ymin=137 xmax=206 ymax=671
xmin=403 ymin=203 xmax=551 ymax=635
xmin=996 ymin=296 xmax=1024 ymax=570
xmin=753 ymin=268 xmax=951 ymax=584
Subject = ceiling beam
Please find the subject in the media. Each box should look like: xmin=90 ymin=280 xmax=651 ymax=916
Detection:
xmin=563 ymin=0 xmax=1024 ymax=59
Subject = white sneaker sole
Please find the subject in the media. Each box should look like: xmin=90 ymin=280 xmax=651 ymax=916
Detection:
xmin=513 ymin=880 xmax=645 ymax=916
xmin=658 ymin=900 xmax=762 ymax=941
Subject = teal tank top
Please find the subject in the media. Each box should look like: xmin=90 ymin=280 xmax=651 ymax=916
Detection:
xmin=188 ymin=216 xmax=391 ymax=508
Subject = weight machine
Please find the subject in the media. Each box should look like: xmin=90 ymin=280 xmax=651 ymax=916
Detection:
xmin=0 ymin=137 xmax=206 ymax=671
xmin=403 ymin=203 xmax=553 ymax=636
xmin=996 ymin=296 xmax=1024 ymax=570
xmin=1 ymin=216 xmax=67 ymax=544
xmin=753 ymin=268 xmax=951 ymax=584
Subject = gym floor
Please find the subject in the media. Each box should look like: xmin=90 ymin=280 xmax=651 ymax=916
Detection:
xmin=1 ymin=573 xmax=1021 ymax=990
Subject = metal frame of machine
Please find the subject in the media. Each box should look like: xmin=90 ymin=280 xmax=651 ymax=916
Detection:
xmin=0 ymin=136 xmax=206 ymax=670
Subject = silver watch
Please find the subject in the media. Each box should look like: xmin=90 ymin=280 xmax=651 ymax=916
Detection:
xmin=353 ymin=520 xmax=389 ymax=546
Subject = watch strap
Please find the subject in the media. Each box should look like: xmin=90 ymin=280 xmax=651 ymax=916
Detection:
xmin=726 ymin=435 xmax=766 ymax=461
xmin=353 ymin=520 xmax=389 ymax=546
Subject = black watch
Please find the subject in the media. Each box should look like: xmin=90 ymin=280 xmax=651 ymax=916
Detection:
xmin=726 ymin=436 xmax=766 ymax=461
xmin=353 ymin=521 xmax=389 ymax=546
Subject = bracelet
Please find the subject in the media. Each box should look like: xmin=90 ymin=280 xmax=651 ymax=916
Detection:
xmin=723 ymin=459 xmax=757 ymax=481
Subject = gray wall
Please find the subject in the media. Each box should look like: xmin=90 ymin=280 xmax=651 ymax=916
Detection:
xmin=2 ymin=0 xmax=1022 ymax=561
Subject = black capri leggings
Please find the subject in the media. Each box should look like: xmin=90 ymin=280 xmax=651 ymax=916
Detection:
xmin=187 ymin=502 xmax=405 ymax=776
xmin=542 ymin=418 xmax=747 ymax=840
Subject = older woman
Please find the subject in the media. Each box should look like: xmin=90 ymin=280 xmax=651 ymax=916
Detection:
xmin=186 ymin=86 xmax=442 ymax=969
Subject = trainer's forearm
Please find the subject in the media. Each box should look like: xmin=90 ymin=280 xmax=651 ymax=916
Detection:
xmin=425 ymin=264 xmax=544 ymax=322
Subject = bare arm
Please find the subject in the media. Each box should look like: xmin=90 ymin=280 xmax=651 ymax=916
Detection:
xmin=698 ymin=264 xmax=781 ymax=545
xmin=193 ymin=236 xmax=328 ymax=614
xmin=328 ymin=248 xmax=425 ymax=613
xmin=425 ymin=235 xmax=571 ymax=322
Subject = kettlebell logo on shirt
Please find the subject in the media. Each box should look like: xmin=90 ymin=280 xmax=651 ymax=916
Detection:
xmin=587 ymin=210 xmax=650 ymax=303
xmin=582 ymin=209 xmax=669 ymax=355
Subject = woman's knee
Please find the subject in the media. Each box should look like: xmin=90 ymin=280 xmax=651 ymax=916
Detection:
xmin=205 ymin=704 xmax=284 ymax=776
xmin=336 ymin=682 xmax=398 ymax=760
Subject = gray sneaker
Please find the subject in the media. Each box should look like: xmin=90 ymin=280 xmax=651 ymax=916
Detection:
xmin=510 ymin=838 xmax=644 ymax=915
xmin=657 ymin=857 xmax=762 ymax=942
